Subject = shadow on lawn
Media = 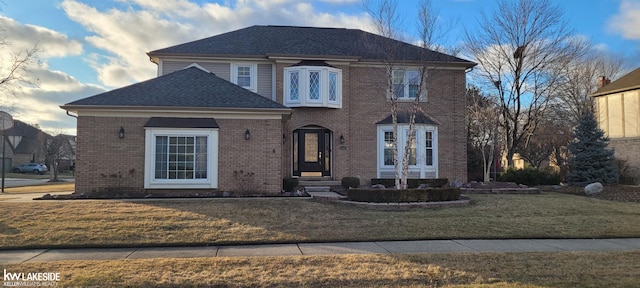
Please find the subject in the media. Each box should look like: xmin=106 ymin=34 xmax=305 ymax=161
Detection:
xmin=0 ymin=221 xmax=20 ymax=235
xmin=126 ymin=198 xmax=428 ymax=245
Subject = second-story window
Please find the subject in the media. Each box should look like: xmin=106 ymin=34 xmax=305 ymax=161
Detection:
xmin=284 ymin=65 xmax=342 ymax=108
xmin=393 ymin=69 xmax=422 ymax=100
xmin=232 ymin=63 xmax=256 ymax=91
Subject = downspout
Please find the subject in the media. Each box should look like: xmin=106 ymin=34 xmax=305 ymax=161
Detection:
xmin=66 ymin=111 xmax=78 ymax=118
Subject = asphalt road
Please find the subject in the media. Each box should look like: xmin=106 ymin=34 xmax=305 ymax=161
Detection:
xmin=0 ymin=178 xmax=52 ymax=188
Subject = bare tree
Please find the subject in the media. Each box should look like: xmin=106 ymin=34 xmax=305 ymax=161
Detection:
xmin=467 ymin=85 xmax=500 ymax=181
xmin=553 ymin=50 xmax=628 ymax=126
xmin=464 ymin=0 xmax=589 ymax=168
xmin=365 ymin=0 xmax=444 ymax=188
xmin=0 ymin=24 xmax=39 ymax=97
xmin=44 ymin=134 xmax=73 ymax=182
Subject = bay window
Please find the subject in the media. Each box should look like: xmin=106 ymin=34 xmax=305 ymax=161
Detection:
xmin=284 ymin=65 xmax=342 ymax=108
xmin=377 ymin=125 xmax=438 ymax=178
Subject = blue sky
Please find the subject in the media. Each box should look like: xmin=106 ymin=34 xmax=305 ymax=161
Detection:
xmin=1 ymin=0 xmax=639 ymax=135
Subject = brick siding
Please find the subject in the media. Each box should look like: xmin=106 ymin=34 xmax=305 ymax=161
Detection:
xmin=609 ymin=138 xmax=640 ymax=183
xmin=75 ymin=116 xmax=283 ymax=195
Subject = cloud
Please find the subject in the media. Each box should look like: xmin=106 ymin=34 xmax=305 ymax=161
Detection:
xmin=609 ymin=0 xmax=640 ymax=40
xmin=0 ymin=16 xmax=83 ymax=58
xmin=1 ymin=67 xmax=105 ymax=135
xmin=60 ymin=0 xmax=373 ymax=88
xmin=0 ymin=15 xmax=88 ymax=134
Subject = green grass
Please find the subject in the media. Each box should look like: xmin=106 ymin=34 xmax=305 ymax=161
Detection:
xmin=5 ymin=252 xmax=640 ymax=287
xmin=1 ymin=193 xmax=639 ymax=249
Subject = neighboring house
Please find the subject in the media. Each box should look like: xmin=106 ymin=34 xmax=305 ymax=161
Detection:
xmin=592 ymin=66 xmax=640 ymax=183
xmin=61 ymin=25 xmax=475 ymax=195
xmin=1 ymin=120 xmax=49 ymax=171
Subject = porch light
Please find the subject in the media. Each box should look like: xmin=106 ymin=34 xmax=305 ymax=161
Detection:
xmin=283 ymin=133 xmax=286 ymax=143
xmin=340 ymin=134 xmax=345 ymax=144
xmin=119 ymin=126 xmax=125 ymax=139
xmin=244 ymin=129 xmax=251 ymax=140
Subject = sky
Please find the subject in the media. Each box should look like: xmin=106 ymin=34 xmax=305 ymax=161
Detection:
xmin=0 ymin=0 xmax=639 ymax=135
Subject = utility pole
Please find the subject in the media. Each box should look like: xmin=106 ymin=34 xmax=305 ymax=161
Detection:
xmin=0 ymin=111 xmax=14 ymax=193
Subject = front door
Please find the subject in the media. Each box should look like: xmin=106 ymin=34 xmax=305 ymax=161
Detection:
xmin=293 ymin=129 xmax=331 ymax=177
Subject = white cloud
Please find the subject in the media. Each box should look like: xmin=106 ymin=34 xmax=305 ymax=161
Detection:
xmin=0 ymin=15 xmax=88 ymax=134
xmin=60 ymin=0 xmax=373 ymax=88
xmin=0 ymin=16 xmax=83 ymax=59
xmin=2 ymin=67 xmax=105 ymax=135
xmin=609 ymin=0 xmax=640 ymax=40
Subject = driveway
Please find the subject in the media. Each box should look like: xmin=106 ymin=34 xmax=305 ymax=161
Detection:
xmin=0 ymin=178 xmax=75 ymax=202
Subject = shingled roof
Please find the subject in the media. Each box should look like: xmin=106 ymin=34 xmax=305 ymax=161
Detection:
xmin=148 ymin=25 xmax=475 ymax=66
xmin=591 ymin=67 xmax=640 ymax=97
xmin=376 ymin=110 xmax=440 ymax=126
xmin=62 ymin=67 xmax=289 ymax=111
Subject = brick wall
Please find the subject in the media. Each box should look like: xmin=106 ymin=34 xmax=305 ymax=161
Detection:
xmin=216 ymin=119 xmax=282 ymax=194
xmin=75 ymin=116 xmax=283 ymax=195
xmin=276 ymin=63 xmax=468 ymax=184
xmin=347 ymin=66 xmax=468 ymax=184
xmin=609 ymin=138 xmax=640 ymax=183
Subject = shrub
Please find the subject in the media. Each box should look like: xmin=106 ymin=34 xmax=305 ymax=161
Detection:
xmin=341 ymin=177 xmax=361 ymax=189
xmin=282 ymin=177 xmax=299 ymax=192
xmin=616 ymin=159 xmax=637 ymax=185
xmin=347 ymin=187 xmax=460 ymax=203
xmin=498 ymin=167 xmax=561 ymax=186
xmin=370 ymin=178 xmax=449 ymax=188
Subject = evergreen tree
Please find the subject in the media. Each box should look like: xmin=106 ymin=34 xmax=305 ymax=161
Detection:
xmin=566 ymin=112 xmax=618 ymax=186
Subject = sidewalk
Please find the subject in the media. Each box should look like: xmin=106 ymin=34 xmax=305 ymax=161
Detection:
xmin=2 ymin=238 xmax=639 ymax=264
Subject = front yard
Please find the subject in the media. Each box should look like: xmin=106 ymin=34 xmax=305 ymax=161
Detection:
xmin=6 ymin=252 xmax=640 ymax=287
xmin=3 ymin=192 xmax=640 ymax=287
xmin=1 ymin=192 xmax=639 ymax=249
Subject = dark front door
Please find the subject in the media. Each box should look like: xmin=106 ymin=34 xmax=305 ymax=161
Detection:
xmin=293 ymin=129 xmax=331 ymax=177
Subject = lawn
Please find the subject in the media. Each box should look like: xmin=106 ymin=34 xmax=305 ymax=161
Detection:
xmin=1 ymin=192 xmax=639 ymax=249
xmin=5 ymin=251 xmax=640 ymax=287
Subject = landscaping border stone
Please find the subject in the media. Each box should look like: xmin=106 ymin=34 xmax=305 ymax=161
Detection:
xmin=333 ymin=197 xmax=470 ymax=210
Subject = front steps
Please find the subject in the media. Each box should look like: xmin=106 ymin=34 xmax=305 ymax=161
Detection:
xmin=299 ymin=180 xmax=345 ymax=200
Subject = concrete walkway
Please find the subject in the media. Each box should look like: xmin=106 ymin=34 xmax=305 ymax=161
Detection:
xmin=2 ymin=238 xmax=639 ymax=264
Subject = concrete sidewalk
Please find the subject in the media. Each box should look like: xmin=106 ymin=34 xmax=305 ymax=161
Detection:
xmin=2 ymin=238 xmax=639 ymax=264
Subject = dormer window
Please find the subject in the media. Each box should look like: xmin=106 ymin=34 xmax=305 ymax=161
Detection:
xmin=284 ymin=64 xmax=342 ymax=108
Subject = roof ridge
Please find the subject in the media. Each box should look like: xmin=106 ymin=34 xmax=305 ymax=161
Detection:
xmin=264 ymin=25 xmax=351 ymax=30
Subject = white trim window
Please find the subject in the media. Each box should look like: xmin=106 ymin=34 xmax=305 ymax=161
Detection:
xmin=144 ymin=128 xmax=218 ymax=189
xmin=392 ymin=68 xmax=425 ymax=101
xmin=232 ymin=63 xmax=257 ymax=92
xmin=284 ymin=66 xmax=342 ymax=108
xmin=377 ymin=125 xmax=438 ymax=178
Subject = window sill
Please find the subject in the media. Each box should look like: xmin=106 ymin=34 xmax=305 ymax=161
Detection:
xmin=145 ymin=181 xmax=216 ymax=189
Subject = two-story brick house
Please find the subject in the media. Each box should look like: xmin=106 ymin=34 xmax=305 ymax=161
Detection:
xmin=61 ymin=25 xmax=475 ymax=195
xmin=592 ymin=67 xmax=640 ymax=183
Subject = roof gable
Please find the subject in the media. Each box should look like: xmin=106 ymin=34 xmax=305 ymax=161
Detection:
xmin=148 ymin=25 xmax=474 ymax=66
xmin=592 ymin=67 xmax=640 ymax=96
xmin=63 ymin=67 xmax=288 ymax=110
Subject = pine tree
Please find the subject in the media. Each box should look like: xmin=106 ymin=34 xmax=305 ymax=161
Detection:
xmin=566 ymin=112 xmax=618 ymax=186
